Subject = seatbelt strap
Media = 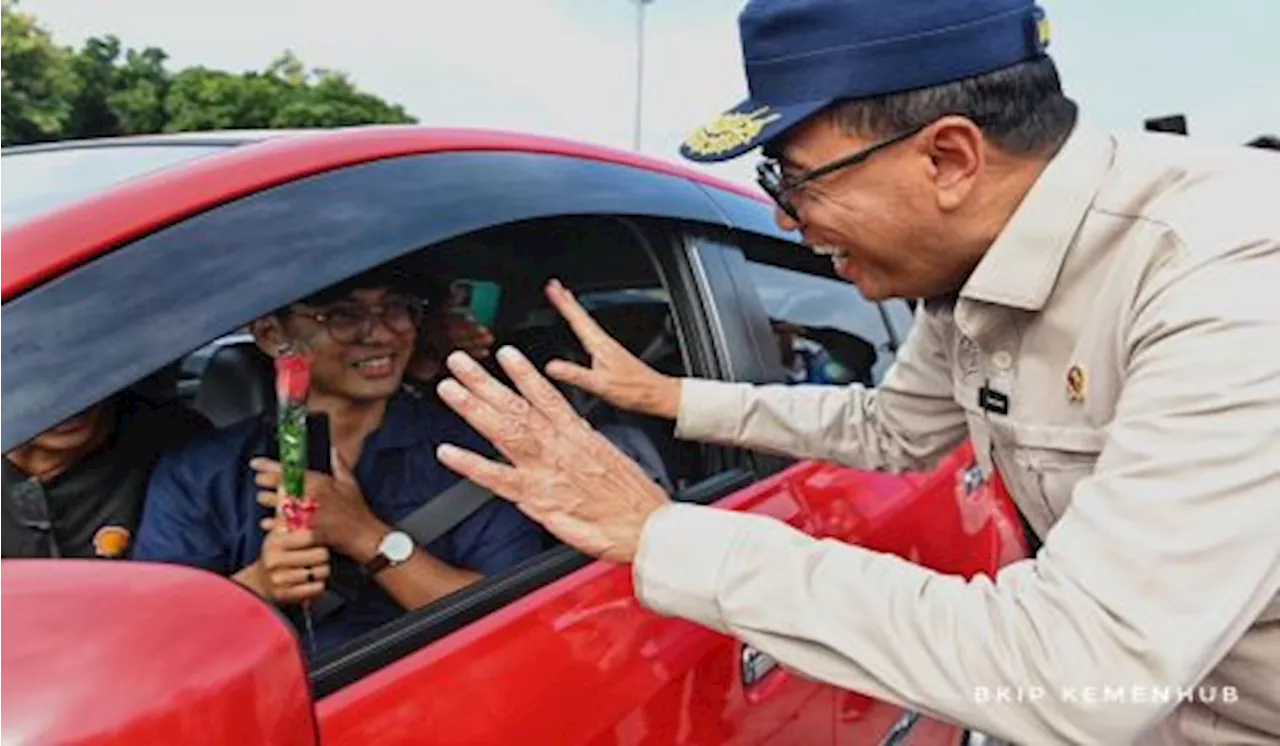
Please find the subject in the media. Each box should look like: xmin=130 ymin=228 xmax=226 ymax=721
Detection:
xmin=308 ymin=478 xmax=498 ymax=622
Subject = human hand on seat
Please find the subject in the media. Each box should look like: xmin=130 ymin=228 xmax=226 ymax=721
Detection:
xmin=542 ymin=279 xmax=683 ymax=421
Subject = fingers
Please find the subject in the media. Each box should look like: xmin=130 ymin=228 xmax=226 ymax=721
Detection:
xmin=257 ymin=491 xmax=281 ymax=516
xmin=263 ymin=530 xmax=329 ymax=562
xmin=546 ymin=279 xmax=618 ymax=353
xmin=436 ymin=444 xmax=524 ymax=502
xmin=545 ymin=359 xmax=606 ymax=397
xmin=445 ymin=351 xmax=531 ymax=418
xmin=495 ymin=347 xmax=585 ymax=429
xmin=271 ymin=563 xmax=332 ymax=586
xmin=251 ymin=458 xmax=282 ymax=490
xmin=271 ymin=580 xmax=326 ymax=605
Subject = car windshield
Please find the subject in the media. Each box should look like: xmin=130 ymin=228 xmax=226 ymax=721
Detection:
xmin=1 ymin=143 xmax=232 ymax=228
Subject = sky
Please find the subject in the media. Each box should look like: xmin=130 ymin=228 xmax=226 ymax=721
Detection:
xmin=18 ymin=0 xmax=1280 ymax=187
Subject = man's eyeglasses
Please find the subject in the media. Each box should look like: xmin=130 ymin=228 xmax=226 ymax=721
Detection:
xmin=756 ymin=122 xmax=930 ymax=223
xmin=291 ymin=296 xmax=425 ymax=344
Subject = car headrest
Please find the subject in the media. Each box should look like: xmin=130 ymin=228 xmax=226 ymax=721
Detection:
xmin=504 ymin=323 xmax=598 ymax=417
xmin=192 ymin=342 xmax=275 ymax=428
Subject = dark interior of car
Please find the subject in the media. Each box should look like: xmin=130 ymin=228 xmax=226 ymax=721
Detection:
xmin=152 ymin=217 xmax=701 ymax=504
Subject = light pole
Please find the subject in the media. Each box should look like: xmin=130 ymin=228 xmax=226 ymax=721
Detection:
xmin=633 ymin=0 xmax=654 ymax=151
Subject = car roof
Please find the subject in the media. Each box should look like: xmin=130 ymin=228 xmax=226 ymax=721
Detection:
xmin=1 ymin=125 xmax=769 ymax=301
xmin=0 ymin=128 xmax=304 ymax=153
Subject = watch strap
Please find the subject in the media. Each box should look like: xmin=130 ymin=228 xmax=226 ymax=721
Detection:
xmin=363 ymin=553 xmax=392 ymax=576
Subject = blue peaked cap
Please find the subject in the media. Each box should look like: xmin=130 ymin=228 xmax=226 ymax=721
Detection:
xmin=680 ymin=0 xmax=1052 ymax=163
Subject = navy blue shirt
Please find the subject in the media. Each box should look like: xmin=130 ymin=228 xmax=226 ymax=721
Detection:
xmin=133 ymin=389 xmax=542 ymax=655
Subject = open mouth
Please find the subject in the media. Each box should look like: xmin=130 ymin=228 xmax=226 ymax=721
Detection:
xmin=349 ymin=354 xmax=396 ymax=378
xmin=811 ymin=244 xmax=853 ymax=273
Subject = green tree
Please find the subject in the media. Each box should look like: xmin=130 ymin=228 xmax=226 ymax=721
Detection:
xmin=2 ymin=5 xmax=416 ymax=146
xmin=163 ymin=52 xmax=414 ymax=133
xmin=1 ymin=0 xmax=79 ymax=145
xmin=60 ymin=33 xmax=172 ymax=139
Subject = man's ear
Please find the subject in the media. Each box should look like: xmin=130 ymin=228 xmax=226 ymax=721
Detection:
xmin=925 ymin=116 xmax=984 ymax=212
xmin=250 ymin=316 xmax=287 ymax=357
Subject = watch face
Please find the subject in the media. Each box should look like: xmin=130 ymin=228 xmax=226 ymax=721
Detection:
xmin=381 ymin=531 xmax=415 ymax=563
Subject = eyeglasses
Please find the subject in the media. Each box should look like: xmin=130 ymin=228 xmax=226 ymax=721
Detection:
xmin=756 ymin=123 xmax=930 ymax=223
xmin=291 ymin=296 xmax=425 ymax=344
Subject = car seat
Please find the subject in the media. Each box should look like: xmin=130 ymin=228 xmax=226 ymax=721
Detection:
xmin=190 ymin=341 xmax=275 ymax=427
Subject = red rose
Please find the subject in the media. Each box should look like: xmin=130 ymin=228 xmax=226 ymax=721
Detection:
xmin=275 ymin=352 xmax=311 ymax=404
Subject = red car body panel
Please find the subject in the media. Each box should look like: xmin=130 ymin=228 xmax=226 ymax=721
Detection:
xmin=1 ymin=561 xmax=317 ymax=746
xmin=1 ymin=127 xmax=1029 ymax=744
xmin=316 ymin=442 xmax=1024 ymax=745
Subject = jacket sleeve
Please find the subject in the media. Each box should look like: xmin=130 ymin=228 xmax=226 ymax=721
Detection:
xmin=675 ymin=304 xmax=968 ymax=473
xmin=634 ymin=238 xmax=1280 ymax=745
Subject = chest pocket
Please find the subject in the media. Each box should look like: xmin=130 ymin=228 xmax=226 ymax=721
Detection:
xmin=994 ymin=422 xmax=1107 ymax=536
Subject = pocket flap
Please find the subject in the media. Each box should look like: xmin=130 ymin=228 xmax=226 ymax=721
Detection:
xmin=1009 ymin=424 xmax=1107 ymax=454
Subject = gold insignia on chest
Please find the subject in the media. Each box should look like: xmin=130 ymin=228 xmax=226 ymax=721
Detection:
xmin=683 ymin=107 xmax=782 ymax=157
xmin=1066 ymin=364 xmax=1086 ymax=402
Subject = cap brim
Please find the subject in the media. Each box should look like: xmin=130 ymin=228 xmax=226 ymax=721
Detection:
xmin=679 ymin=98 xmax=831 ymax=163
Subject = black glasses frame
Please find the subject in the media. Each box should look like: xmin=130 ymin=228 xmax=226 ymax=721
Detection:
xmin=756 ymin=122 xmax=930 ymax=222
xmin=291 ymin=296 xmax=426 ymax=345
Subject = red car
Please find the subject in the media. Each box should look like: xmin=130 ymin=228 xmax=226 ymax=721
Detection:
xmin=1 ymin=127 xmax=1028 ymax=745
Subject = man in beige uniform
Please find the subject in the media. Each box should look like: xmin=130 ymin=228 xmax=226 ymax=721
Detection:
xmin=429 ymin=1 xmax=1280 ymax=743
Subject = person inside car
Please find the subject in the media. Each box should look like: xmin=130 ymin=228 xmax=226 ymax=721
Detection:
xmin=132 ymin=265 xmax=543 ymax=655
xmin=2 ymin=393 xmax=209 ymax=560
xmin=770 ymin=320 xmax=845 ymax=385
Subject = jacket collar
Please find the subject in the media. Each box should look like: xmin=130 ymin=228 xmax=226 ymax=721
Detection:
xmin=959 ymin=119 xmax=1116 ymax=311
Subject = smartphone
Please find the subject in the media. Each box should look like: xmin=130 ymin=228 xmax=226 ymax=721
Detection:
xmin=449 ymin=279 xmax=502 ymax=328
xmin=305 ymin=412 xmax=333 ymax=475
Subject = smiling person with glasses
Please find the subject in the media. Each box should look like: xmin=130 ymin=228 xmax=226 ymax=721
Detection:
xmin=424 ymin=0 xmax=1280 ymax=743
xmin=133 ymin=264 xmax=542 ymax=657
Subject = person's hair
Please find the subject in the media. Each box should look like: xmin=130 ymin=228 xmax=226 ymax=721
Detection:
xmin=827 ymin=57 xmax=1078 ymax=157
xmin=292 ymin=263 xmax=420 ymax=309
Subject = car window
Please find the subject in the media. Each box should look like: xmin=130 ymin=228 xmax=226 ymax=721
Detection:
xmin=734 ymin=239 xmax=900 ymax=384
xmin=150 ymin=215 xmax=727 ymax=679
xmin=1 ymin=143 xmax=233 ymax=227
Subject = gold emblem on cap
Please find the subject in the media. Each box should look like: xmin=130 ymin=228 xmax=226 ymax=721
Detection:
xmin=1066 ymin=364 xmax=1086 ymax=402
xmin=93 ymin=525 xmax=131 ymax=558
xmin=1036 ymin=16 xmax=1051 ymax=47
xmin=683 ymin=106 xmax=782 ymax=157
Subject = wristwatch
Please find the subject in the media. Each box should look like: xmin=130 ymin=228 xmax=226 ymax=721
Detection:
xmin=363 ymin=530 xmax=415 ymax=576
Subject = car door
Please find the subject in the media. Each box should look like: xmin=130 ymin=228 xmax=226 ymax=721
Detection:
xmin=676 ymin=226 xmax=1030 ymax=746
xmin=312 ymin=213 xmax=835 ymax=746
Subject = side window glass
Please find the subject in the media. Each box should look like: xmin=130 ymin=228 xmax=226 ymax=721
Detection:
xmin=739 ymin=255 xmax=896 ymax=385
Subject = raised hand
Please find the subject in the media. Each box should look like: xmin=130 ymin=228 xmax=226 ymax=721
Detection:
xmin=434 ymin=347 xmax=671 ymax=564
xmin=543 ymin=279 xmax=683 ymax=420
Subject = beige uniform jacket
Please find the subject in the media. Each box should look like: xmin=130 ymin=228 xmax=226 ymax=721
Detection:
xmin=633 ymin=122 xmax=1280 ymax=745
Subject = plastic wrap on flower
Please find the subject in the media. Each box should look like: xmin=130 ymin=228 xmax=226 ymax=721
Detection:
xmin=275 ymin=345 xmax=318 ymax=531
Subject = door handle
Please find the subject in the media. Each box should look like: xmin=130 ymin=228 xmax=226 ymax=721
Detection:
xmin=879 ymin=709 xmax=921 ymax=746
xmin=740 ymin=645 xmax=789 ymax=703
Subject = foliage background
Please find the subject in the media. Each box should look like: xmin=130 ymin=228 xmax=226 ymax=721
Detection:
xmin=1 ymin=0 xmax=415 ymax=146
